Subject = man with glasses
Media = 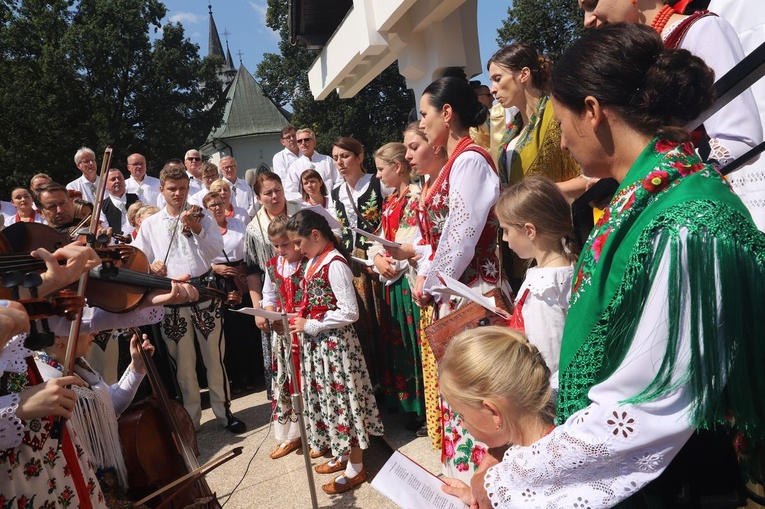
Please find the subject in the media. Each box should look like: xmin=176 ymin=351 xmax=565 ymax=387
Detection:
xmin=125 ymin=153 xmax=161 ymax=206
xmin=219 ymin=156 xmax=257 ymax=218
xmin=184 ymin=149 xmax=204 ymax=194
xmin=66 ymin=147 xmax=99 ymax=203
xmin=271 ymin=124 xmax=301 ymax=183
xmin=284 ymin=128 xmax=340 ymax=202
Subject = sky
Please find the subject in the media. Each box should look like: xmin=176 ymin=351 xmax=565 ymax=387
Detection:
xmin=160 ymin=0 xmax=511 ymax=96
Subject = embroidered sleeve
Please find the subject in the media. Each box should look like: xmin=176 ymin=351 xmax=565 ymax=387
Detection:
xmin=0 ymin=333 xmax=33 ymax=376
xmin=0 ymin=393 xmax=24 ymax=449
xmin=109 ymin=368 xmax=145 ymax=417
xmin=679 ymin=17 xmax=762 ymax=164
xmin=303 ymin=260 xmax=359 ymax=336
xmin=424 ymin=152 xmax=499 ymax=297
xmin=485 ymin=233 xmax=700 ymax=508
xmin=414 ymin=243 xmax=432 ymax=278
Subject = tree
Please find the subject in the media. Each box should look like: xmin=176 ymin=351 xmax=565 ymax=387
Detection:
xmin=0 ymin=0 xmax=225 ymax=198
xmin=256 ymin=0 xmax=414 ymax=164
xmin=496 ymin=0 xmax=585 ymax=62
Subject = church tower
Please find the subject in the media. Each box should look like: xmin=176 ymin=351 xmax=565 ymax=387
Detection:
xmin=208 ymin=3 xmax=236 ymax=88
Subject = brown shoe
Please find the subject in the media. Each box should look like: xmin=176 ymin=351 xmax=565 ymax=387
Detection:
xmin=322 ymin=469 xmax=368 ymax=494
xmin=309 ymin=448 xmax=329 ymax=459
xmin=269 ymin=440 xmax=301 ymax=459
xmin=314 ymin=460 xmax=347 ymax=474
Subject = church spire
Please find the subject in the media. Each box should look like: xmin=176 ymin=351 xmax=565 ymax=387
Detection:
xmin=208 ymin=3 xmax=224 ymax=58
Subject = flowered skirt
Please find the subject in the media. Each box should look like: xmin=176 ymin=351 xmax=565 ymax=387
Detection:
xmin=419 ymin=303 xmax=442 ymax=450
xmin=379 ymin=276 xmax=424 ymax=416
xmin=300 ymin=324 xmax=384 ymax=457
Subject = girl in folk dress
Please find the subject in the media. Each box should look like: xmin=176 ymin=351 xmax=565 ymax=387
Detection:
xmin=496 ymin=176 xmax=579 ymax=377
xmin=286 ymin=210 xmax=384 ymax=495
xmin=261 ymin=215 xmax=306 ymax=460
xmin=370 ymin=143 xmax=425 ymax=421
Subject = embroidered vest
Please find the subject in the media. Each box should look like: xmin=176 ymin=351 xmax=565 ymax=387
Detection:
xmin=331 ymin=176 xmax=383 ymax=252
xmin=266 ymin=256 xmax=305 ymax=313
xmin=298 ymin=255 xmax=346 ymax=320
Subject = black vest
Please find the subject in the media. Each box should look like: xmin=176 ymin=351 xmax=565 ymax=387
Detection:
xmin=101 ymin=193 xmax=139 ymax=234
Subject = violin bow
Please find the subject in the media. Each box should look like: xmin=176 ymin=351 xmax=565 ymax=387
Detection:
xmin=162 ymin=192 xmax=189 ymax=267
xmin=51 ymin=146 xmax=113 ymax=441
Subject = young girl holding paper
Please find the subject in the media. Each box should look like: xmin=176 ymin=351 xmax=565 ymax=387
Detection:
xmin=287 ymin=209 xmax=384 ymax=495
xmin=370 ymin=142 xmax=426 ymax=422
xmin=261 ymin=215 xmax=307 ymax=460
xmin=495 ymin=175 xmax=579 ymax=377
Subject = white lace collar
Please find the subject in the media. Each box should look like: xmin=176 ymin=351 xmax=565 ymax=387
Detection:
xmin=0 ymin=334 xmax=33 ymax=375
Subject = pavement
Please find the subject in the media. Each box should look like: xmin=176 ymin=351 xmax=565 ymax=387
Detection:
xmin=195 ymin=387 xmax=442 ymax=508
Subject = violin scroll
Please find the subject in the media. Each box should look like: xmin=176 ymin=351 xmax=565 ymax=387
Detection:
xmin=181 ymin=206 xmax=204 ymax=238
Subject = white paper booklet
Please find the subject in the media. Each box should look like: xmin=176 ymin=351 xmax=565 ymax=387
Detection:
xmin=350 ymin=226 xmax=402 ymax=249
xmin=371 ymin=451 xmax=469 ymax=509
xmin=302 ymin=204 xmax=342 ymax=230
xmin=233 ymin=307 xmax=297 ymax=320
xmin=436 ymin=273 xmax=503 ymax=314
xmin=351 ymin=256 xmax=375 ymax=267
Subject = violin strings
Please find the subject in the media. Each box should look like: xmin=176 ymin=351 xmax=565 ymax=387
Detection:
xmin=90 ymin=268 xmax=221 ymax=299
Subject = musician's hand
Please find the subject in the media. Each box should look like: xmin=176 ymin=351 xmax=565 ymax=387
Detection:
xmin=441 ymin=478 xmax=473 ymax=505
xmin=145 ymin=277 xmax=199 ymax=307
xmin=289 ymin=317 xmax=307 ymax=334
xmin=212 ymin=264 xmax=235 ymax=277
xmin=128 ymin=333 xmax=154 ymax=375
xmin=387 ymin=243 xmax=416 ymax=261
xmin=0 ymin=301 xmax=30 ymax=348
xmin=33 ymin=243 xmax=101 ymax=298
xmin=150 ymin=260 xmax=167 ymax=277
xmin=181 ymin=208 xmax=203 ymax=235
xmin=373 ymin=254 xmax=398 ymax=279
xmin=16 ymin=376 xmax=84 ymax=420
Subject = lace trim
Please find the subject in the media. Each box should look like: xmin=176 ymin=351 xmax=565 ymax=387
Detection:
xmin=708 ymin=138 xmax=734 ymax=167
xmin=0 ymin=333 xmax=33 ymax=375
xmin=0 ymin=393 xmax=24 ymax=449
xmin=520 ymin=266 xmax=574 ymax=305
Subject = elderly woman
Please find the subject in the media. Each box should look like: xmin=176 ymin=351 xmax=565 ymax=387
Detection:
xmin=210 ymin=178 xmax=249 ymax=224
xmin=470 ymin=24 xmax=765 ymax=508
xmin=244 ymin=172 xmax=302 ymax=396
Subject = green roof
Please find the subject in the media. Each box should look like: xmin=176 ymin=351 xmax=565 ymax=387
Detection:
xmin=207 ymin=65 xmax=290 ymax=141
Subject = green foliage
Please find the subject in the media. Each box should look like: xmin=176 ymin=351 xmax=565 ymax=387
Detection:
xmin=256 ymin=0 xmax=414 ymax=167
xmin=496 ymin=0 xmax=585 ymax=62
xmin=0 ymin=0 xmax=224 ymax=198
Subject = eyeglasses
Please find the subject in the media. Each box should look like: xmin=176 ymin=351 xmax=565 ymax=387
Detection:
xmin=281 ymin=135 xmax=296 ymax=140
xmin=128 ymin=162 xmax=145 ymax=167
xmin=207 ymin=202 xmax=225 ymax=208
xmin=296 ymin=138 xmax=313 ymax=144
xmin=186 ymin=157 xmax=201 ymax=162
xmin=78 ymin=159 xmax=96 ymax=165
xmin=222 ymin=165 xmax=237 ymax=170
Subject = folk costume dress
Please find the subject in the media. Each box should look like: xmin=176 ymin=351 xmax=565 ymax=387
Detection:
xmin=244 ymin=200 xmax=302 ymax=397
xmin=330 ymin=174 xmax=385 ymax=386
xmin=0 ymin=334 xmax=107 ymax=509
xmin=369 ymin=183 xmax=425 ymax=416
xmin=262 ymin=255 xmax=306 ymax=443
xmin=484 ymin=138 xmax=765 ymax=508
xmin=297 ymin=247 xmax=384 ymax=458
xmin=415 ymin=136 xmax=501 ymax=480
xmin=34 ymin=353 xmax=145 ymax=509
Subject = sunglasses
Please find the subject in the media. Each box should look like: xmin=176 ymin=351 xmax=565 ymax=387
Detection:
xmin=186 ymin=157 xmax=201 ymax=162
xmin=296 ymin=138 xmax=313 ymax=144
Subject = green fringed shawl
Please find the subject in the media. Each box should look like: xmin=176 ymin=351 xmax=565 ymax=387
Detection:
xmin=557 ymin=138 xmax=765 ymax=441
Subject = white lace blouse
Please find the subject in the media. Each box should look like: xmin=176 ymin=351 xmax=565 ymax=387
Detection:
xmin=0 ymin=334 xmax=32 ymax=449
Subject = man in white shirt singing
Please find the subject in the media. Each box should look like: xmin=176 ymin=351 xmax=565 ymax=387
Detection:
xmin=125 ymin=153 xmax=161 ymax=206
xmin=284 ymin=128 xmax=341 ymax=202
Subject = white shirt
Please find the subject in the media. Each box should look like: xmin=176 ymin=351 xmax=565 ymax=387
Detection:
xmin=125 ymin=175 xmax=161 ymax=207
xmin=106 ymin=194 xmax=134 ymax=237
xmin=211 ymin=216 xmax=246 ymax=264
xmin=1 ymin=201 xmax=16 ymax=226
xmin=272 ymin=147 xmax=301 ymax=184
xmin=133 ymin=207 xmax=224 ymax=278
xmin=66 ymin=174 xmax=99 ymax=203
xmin=285 ymin=152 xmax=340 ymax=202
xmin=224 ymin=177 xmax=257 ymax=218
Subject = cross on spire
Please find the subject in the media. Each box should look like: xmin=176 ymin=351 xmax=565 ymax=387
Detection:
xmin=222 ymin=28 xmax=231 ymax=43
xmin=237 ymin=50 xmax=244 ymax=66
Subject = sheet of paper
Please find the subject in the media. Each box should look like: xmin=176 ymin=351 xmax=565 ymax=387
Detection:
xmin=371 ymin=451 xmax=469 ymax=509
xmin=351 ymin=256 xmax=375 ymax=267
xmin=233 ymin=307 xmax=297 ymax=320
xmin=350 ymin=226 xmax=402 ymax=249
xmin=436 ymin=273 xmax=500 ymax=314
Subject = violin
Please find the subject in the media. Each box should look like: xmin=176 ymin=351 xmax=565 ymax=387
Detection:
xmin=1 ymin=222 xmax=229 ymax=312
xmin=182 ymin=205 xmax=204 ymax=238
xmin=118 ymin=328 xmax=241 ymax=508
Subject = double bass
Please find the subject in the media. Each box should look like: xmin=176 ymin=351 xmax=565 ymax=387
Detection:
xmin=118 ymin=328 xmax=241 ymax=508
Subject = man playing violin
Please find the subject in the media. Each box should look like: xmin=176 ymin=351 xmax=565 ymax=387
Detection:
xmin=133 ymin=164 xmax=246 ymax=434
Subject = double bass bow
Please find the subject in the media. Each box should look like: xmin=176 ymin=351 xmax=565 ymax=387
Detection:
xmin=118 ymin=327 xmax=241 ymax=508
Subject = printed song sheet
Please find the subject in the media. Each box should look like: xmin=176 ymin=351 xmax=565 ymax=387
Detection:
xmin=371 ymin=451 xmax=469 ymax=509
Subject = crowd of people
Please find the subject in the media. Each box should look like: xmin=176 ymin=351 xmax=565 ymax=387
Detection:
xmin=1 ymin=1 xmax=765 ymax=507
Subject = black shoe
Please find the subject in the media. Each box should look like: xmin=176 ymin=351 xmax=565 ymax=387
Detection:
xmin=415 ymin=424 xmax=429 ymax=438
xmin=225 ymin=416 xmax=246 ymax=434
